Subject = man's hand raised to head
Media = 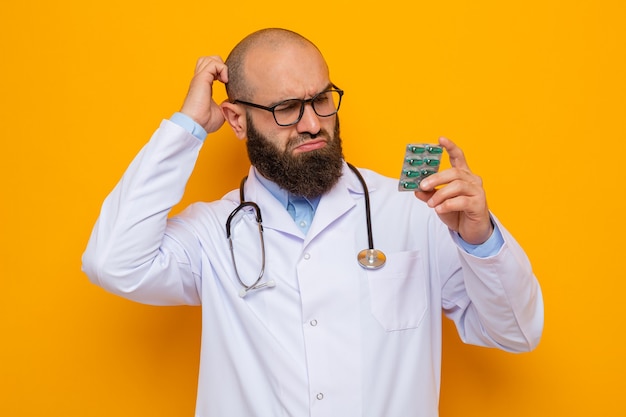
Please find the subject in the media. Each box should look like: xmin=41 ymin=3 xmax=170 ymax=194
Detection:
xmin=180 ymin=56 xmax=229 ymax=134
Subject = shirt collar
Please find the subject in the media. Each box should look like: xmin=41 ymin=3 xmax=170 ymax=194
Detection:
xmin=255 ymin=171 xmax=321 ymax=211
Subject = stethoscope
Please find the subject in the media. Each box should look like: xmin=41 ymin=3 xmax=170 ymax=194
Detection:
xmin=226 ymin=162 xmax=387 ymax=298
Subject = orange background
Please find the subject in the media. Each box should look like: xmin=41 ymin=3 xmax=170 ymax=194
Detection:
xmin=1 ymin=1 xmax=625 ymax=416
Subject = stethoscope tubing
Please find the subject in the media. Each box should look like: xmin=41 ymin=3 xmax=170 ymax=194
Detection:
xmin=227 ymin=162 xmax=386 ymax=297
xmin=346 ymin=163 xmax=374 ymax=250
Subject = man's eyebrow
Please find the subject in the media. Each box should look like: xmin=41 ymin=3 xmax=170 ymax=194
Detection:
xmin=270 ymin=83 xmax=335 ymax=106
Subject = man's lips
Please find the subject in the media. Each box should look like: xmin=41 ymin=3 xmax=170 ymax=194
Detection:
xmin=292 ymin=139 xmax=327 ymax=154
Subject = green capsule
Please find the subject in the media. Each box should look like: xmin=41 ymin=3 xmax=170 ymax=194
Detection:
xmin=421 ymin=169 xmax=436 ymax=176
xmin=401 ymin=181 xmax=419 ymax=189
xmin=426 ymin=146 xmax=443 ymax=154
xmin=409 ymin=145 xmax=426 ymax=154
xmin=406 ymin=158 xmax=424 ymax=166
xmin=424 ymin=158 xmax=440 ymax=166
xmin=403 ymin=169 xmax=422 ymax=178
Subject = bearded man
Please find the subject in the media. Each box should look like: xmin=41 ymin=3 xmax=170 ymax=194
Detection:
xmin=83 ymin=28 xmax=543 ymax=417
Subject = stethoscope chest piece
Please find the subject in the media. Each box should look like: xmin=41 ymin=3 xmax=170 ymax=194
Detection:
xmin=357 ymin=248 xmax=386 ymax=270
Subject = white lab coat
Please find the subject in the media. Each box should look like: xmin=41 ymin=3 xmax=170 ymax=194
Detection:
xmin=82 ymin=120 xmax=543 ymax=417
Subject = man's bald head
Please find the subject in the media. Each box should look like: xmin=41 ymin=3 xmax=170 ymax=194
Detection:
xmin=225 ymin=28 xmax=324 ymax=101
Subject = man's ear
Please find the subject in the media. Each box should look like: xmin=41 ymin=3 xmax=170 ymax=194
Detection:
xmin=221 ymin=101 xmax=247 ymax=139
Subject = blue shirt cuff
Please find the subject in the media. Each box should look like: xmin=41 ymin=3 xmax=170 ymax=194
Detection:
xmin=170 ymin=112 xmax=208 ymax=141
xmin=456 ymin=221 xmax=505 ymax=258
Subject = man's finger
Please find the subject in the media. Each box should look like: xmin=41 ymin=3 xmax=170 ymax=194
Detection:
xmin=439 ymin=137 xmax=470 ymax=171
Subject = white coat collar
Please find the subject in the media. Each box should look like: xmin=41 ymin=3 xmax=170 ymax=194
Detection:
xmin=240 ymin=161 xmax=372 ymax=241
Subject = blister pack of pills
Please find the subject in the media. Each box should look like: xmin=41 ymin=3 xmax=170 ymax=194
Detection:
xmin=398 ymin=144 xmax=444 ymax=191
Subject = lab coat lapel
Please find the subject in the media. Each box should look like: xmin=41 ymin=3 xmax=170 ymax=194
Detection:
xmin=304 ymin=163 xmax=363 ymax=245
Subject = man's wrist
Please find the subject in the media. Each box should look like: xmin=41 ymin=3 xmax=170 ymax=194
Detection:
xmin=170 ymin=112 xmax=208 ymax=141
xmin=456 ymin=220 xmax=504 ymax=258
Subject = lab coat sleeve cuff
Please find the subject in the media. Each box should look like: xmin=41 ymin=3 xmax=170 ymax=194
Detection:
xmin=453 ymin=218 xmax=505 ymax=258
xmin=170 ymin=112 xmax=208 ymax=141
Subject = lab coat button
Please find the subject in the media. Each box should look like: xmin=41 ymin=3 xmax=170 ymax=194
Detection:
xmin=303 ymin=253 xmax=311 ymax=260
xmin=316 ymin=393 xmax=324 ymax=400
xmin=310 ymin=319 xmax=318 ymax=327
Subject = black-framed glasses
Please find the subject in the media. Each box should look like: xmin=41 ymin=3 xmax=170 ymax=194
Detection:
xmin=233 ymin=84 xmax=344 ymax=127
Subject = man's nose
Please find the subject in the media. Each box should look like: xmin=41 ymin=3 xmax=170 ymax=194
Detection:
xmin=296 ymin=103 xmax=321 ymax=135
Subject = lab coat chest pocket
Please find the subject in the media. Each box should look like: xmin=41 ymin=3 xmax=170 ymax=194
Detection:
xmin=367 ymin=250 xmax=428 ymax=331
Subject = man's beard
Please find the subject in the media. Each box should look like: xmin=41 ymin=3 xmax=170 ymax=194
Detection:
xmin=245 ymin=115 xmax=344 ymax=199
